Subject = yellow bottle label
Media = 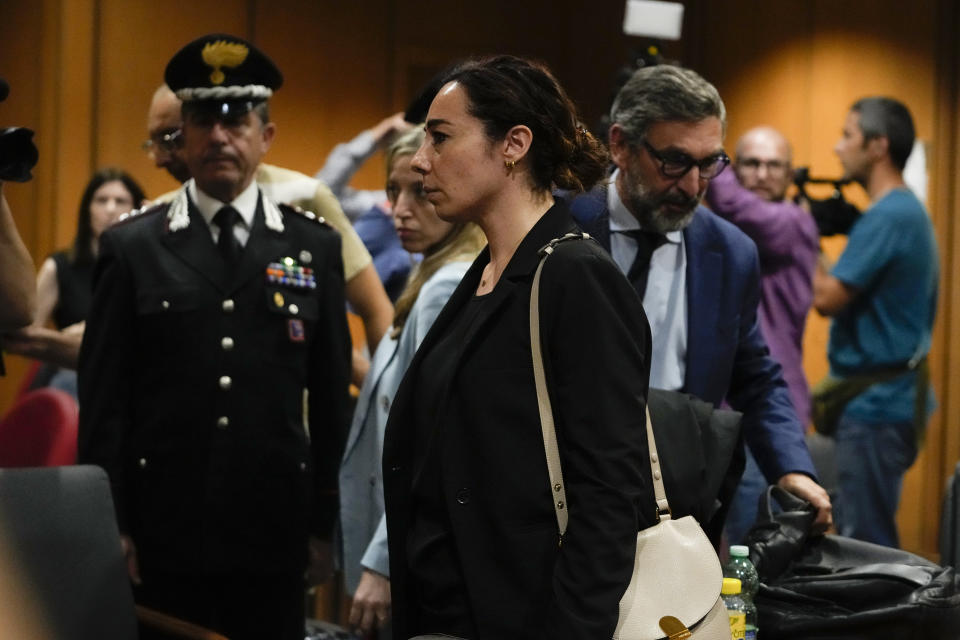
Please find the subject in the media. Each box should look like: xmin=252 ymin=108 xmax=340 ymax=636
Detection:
xmin=727 ymin=611 xmax=746 ymax=639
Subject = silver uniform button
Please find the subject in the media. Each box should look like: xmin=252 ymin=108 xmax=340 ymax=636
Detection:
xmin=219 ymin=375 xmax=232 ymax=390
xmin=380 ymin=396 xmax=390 ymax=411
xmin=300 ymin=462 xmax=307 ymax=471
xmin=221 ymin=337 xmax=235 ymax=351
xmin=222 ymin=299 xmax=235 ymax=312
xmin=161 ymin=300 xmax=170 ymax=310
xmin=217 ymin=416 xmax=230 ymax=429
xmin=288 ymin=303 xmax=299 ymax=315
xmin=138 ymin=458 xmax=147 ymax=468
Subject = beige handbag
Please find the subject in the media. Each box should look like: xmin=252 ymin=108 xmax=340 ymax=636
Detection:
xmin=530 ymin=233 xmax=730 ymax=640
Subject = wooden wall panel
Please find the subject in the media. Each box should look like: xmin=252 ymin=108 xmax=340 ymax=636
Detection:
xmin=254 ymin=0 xmax=392 ymax=188
xmin=930 ymin=0 xmax=960 ymax=550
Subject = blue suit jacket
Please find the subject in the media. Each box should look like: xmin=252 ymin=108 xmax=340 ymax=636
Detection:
xmin=568 ymin=187 xmax=815 ymax=481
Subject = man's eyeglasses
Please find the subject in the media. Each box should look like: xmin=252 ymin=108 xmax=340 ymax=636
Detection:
xmin=737 ymin=158 xmax=789 ymax=175
xmin=141 ymin=129 xmax=182 ymax=155
xmin=641 ymin=140 xmax=729 ymax=180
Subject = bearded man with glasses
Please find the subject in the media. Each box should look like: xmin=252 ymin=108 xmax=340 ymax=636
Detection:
xmin=570 ymin=65 xmax=831 ymax=542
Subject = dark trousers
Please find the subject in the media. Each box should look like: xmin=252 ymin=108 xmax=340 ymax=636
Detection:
xmin=136 ymin=570 xmax=305 ymax=640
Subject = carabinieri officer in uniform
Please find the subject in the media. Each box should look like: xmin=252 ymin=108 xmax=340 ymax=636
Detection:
xmin=78 ymin=33 xmax=352 ymax=640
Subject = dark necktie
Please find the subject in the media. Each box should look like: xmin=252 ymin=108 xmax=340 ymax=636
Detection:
xmin=213 ymin=206 xmax=243 ymax=267
xmin=624 ymin=229 xmax=667 ymax=298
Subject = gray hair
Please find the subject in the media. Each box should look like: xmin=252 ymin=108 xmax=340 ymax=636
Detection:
xmin=610 ymin=65 xmax=726 ymax=144
xmin=851 ymin=97 xmax=915 ymax=171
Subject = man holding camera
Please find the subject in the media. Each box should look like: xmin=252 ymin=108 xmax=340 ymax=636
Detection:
xmin=706 ymin=126 xmax=820 ymax=543
xmin=78 ymin=34 xmax=352 ymax=638
xmin=813 ymin=97 xmax=938 ymax=548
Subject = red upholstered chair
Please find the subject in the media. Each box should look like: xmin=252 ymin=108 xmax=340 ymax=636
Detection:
xmin=0 ymin=387 xmax=78 ymax=467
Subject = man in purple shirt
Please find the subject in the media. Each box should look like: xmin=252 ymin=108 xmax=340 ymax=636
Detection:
xmin=706 ymin=126 xmax=820 ymax=543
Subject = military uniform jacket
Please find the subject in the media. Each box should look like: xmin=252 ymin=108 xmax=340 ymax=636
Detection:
xmin=77 ymin=185 xmax=352 ymax=576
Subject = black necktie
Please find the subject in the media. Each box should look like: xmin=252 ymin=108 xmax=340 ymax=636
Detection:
xmin=213 ymin=206 xmax=243 ymax=267
xmin=624 ymin=229 xmax=667 ymax=298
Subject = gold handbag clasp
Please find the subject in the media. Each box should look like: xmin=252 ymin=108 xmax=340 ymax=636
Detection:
xmin=659 ymin=616 xmax=692 ymax=639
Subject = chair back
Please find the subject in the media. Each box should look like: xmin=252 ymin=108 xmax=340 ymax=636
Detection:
xmin=0 ymin=387 xmax=78 ymax=467
xmin=0 ymin=466 xmax=137 ymax=639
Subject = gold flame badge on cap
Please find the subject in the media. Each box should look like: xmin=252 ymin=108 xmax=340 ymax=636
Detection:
xmin=202 ymin=40 xmax=249 ymax=85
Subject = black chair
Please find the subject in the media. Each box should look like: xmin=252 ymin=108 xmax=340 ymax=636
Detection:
xmin=940 ymin=460 xmax=960 ymax=569
xmin=0 ymin=466 xmax=228 ymax=640
xmin=0 ymin=465 xmax=137 ymax=639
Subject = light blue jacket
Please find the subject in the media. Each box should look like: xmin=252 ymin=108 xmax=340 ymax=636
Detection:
xmin=338 ymin=260 xmax=470 ymax=594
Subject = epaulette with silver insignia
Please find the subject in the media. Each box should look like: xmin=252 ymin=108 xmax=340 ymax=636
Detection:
xmin=291 ymin=205 xmax=330 ymax=228
xmin=116 ymin=208 xmax=139 ymax=223
xmin=115 ymin=204 xmax=161 ymax=226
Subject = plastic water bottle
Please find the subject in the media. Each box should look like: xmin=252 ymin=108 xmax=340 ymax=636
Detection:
xmin=725 ymin=545 xmax=759 ymax=639
xmin=721 ymin=577 xmax=747 ymax=640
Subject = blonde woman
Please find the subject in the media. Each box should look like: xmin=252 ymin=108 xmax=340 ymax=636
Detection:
xmin=339 ymin=126 xmax=485 ymax=638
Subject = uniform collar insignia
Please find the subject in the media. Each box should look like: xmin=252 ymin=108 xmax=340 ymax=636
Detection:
xmin=167 ymin=182 xmax=284 ymax=233
xmin=167 ymin=185 xmax=191 ymax=231
xmin=263 ymin=195 xmax=284 ymax=233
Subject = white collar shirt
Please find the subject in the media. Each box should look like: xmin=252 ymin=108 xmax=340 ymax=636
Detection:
xmin=188 ymin=178 xmax=259 ymax=248
xmin=607 ymin=171 xmax=688 ymax=391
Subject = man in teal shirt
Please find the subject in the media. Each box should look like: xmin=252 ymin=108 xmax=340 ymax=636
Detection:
xmin=814 ymin=97 xmax=938 ymax=547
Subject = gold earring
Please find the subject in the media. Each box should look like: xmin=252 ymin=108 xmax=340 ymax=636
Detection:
xmin=505 ymin=159 xmax=516 ymax=172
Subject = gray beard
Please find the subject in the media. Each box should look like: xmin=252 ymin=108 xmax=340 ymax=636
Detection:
xmin=622 ymin=186 xmax=699 ymax=234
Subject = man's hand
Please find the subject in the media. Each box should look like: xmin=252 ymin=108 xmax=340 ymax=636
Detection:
xmin=2 ymin=321 xmax=84 ymax=369
xmin=352 ymin=348 xmax=370 ymax=388
xmin=119 ymin=534 xmax=141 ymax=585
xmin=777 ymin=472 xmax=833 ymax=534
xmin=305 ymin=536 xmax=333 ymax=585
xmin=348 ymin=569 xmax=391 ymax=637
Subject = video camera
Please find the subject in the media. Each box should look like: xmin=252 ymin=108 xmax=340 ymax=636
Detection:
xmin=793 ymin=167 xmax=860 ymax=236
xmin=0 ymin=78 xmax=39 ymax=183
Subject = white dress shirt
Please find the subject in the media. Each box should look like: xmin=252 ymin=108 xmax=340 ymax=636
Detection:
xmin=607 ymin=171 xmax=688 ymax=391
xmin=189 ymin=178 xmax=260 ymax=248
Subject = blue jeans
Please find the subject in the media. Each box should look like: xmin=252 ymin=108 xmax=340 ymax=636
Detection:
xmin=834 ymin=415 xmax=917 ymax=547
xmin=724 ymin=447 xmax=768 ymax=545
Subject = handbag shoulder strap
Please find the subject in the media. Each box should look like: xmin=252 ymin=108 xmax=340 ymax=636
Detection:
xmin=530 ymin=232 xmax=671 ymax=540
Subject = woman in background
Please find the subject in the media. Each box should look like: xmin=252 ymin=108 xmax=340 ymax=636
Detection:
xmin=381 ymin=55 xmax=657 ymax=639
xmin=339 ymin=126 xmax=485 ymax=638
xmin=4 ymin=168 xmax=144 ymax=394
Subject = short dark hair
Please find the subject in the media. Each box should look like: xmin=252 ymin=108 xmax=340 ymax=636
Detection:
xmin=851 ymin=97 xmax=915 ymax=171
xmin=441 ymin=55 xmax=608 ymax=193
xmin=73 ymin=168 xmax=145 ymax=265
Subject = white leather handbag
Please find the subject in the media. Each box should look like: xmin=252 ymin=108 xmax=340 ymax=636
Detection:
xmin=529 ymin=233 xmax=730 ymax=640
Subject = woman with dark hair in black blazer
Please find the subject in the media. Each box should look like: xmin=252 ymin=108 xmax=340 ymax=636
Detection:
xmin=381 ymin=55 xmax=657 ymax=640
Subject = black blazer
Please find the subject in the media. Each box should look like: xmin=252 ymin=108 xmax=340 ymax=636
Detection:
xmin=382 ymin=201 xmax=657 ymax=639
xmin=78 ymin=191 xmax=352 ymax=575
